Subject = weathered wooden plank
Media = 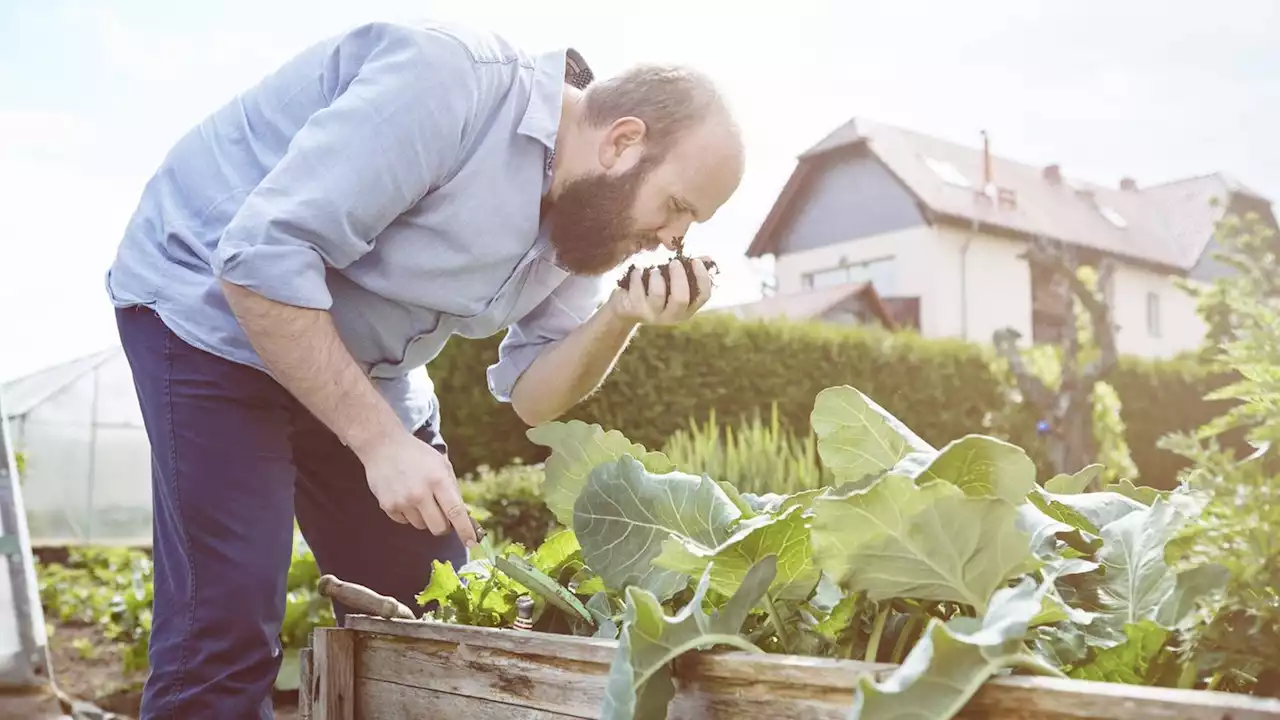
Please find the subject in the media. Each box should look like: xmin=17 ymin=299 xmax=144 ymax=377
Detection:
xmin=358 ymin=678 xmax=576 ymax=719
xmin=345 ymin=615 xmax=617 ymax=665
xmin=360 ymin=635 xmax=606 ymax=718
xmin=964 ymin=674 xmax=1280 ymax=720
xmin=335 ymin=616 xmax=1280 ymax=720
xmin=313 ymin=628 xmax=356 ymax=720
xmin=298 ymin=647 xmax=313 ymax=720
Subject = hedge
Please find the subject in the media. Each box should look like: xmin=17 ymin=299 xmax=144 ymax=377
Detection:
xmin=428 ymin=313 xmax=1233 ymax=489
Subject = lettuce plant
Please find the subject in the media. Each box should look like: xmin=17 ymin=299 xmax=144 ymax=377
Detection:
xmin=418 ymin=383 xmax=1235 ymax=720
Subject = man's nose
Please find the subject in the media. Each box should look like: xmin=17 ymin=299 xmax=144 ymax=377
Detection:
xmin=659 ymin=223 xmax=692 ymax=251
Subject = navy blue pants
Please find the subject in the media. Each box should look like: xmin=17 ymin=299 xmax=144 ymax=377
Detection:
xmin=115 ymin=306 xmax=466 ymax=719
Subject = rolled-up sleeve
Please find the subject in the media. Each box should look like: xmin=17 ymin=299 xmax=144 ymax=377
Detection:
xmin=212 ymin=23 xmax=477 ymax=309
xmin=487 ymin=273 xmax=609 ymax=403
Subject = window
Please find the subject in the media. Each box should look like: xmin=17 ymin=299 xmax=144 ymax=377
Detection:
xmin=802 ymin=257 xmax=897 ymax=294
xmin=1146 ymin=291 xmax=1161 ymax=337
xmin=923 ymin=157 xmax=971 ymax=188
xmin=1099 ymin=205 xmax=1128 ymax=228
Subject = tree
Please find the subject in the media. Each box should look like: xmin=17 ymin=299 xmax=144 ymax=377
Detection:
xmin=1180 ymin=205 xmax=1280 ymax=356
xmin=1158 ymin=205 xmax=1280 ymax=695
xmin=992 ymin=237 xmax=1136 ymax=485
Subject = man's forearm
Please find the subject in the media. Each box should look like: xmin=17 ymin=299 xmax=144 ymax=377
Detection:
xmin=220 ymin=280 xmax=406 ymax=457
xmin=509 ymin=304 xmax=638 ymax=426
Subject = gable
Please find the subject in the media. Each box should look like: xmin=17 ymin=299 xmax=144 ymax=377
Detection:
xmin=753 ymin=145 xmax=926 ymax=257
xmin=1187 ymin=191 xmax=1280 ymax=282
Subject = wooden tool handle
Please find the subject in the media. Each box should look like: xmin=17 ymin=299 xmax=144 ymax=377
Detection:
xmin=317 ymin=574 xmax=416 ymax=620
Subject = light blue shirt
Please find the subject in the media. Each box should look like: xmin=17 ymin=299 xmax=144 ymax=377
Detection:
xmin=105 ymin=20 xmax=609 ymax=432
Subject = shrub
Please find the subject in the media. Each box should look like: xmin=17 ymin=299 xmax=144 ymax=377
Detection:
xmin=460 ymin=461 xmax=558 ymax=550
xmin=428 ymin=312 xmax=1232 ymax=488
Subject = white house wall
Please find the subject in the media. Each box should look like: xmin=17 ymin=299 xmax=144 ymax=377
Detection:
xmin=930 ymin=226 xmax=1034 ymax=344
xmin=1110 ymin=265 xmax=1207 ymax=358
xmin=773 ymin=221 xmax=1205 ymax=358
xmin=773 ymin=225 xmax=936 ymax=300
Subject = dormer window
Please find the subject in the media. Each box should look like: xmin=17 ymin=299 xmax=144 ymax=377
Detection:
xmin=924 ymin=157 xmax=971 ymax=188
xmin=1099 ymin=205 xmax=1127 ymax=228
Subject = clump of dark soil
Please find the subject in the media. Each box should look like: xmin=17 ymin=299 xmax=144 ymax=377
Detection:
xmin=617 ymin=238 xmax=719 ymax=302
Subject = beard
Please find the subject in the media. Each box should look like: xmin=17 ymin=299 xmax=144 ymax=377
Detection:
xmin=545 ymin=160 xmax=658 ymax=276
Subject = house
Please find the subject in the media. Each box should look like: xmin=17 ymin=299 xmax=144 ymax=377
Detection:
xmin=736 ymin=117 xmax=1277 ymax=358
xmin=714 ymin=281 xmax=919 ymax=331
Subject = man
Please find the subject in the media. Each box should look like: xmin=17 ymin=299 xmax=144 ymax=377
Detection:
xmin=104 ymin=16 xmax=743 ymax=720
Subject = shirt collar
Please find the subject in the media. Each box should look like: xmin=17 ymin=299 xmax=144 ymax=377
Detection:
xmin=517 ymin=47 xmax=595 ymax=174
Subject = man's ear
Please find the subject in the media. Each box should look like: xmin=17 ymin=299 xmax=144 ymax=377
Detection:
xmin=599 ymin=116 xmax=647 ymax=171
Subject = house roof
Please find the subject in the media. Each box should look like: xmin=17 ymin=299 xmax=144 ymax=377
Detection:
xmin=2 ymin=347 xmax=119 ymax=418
xmin=748 ymin=117 xmax=1269 ymax=272
xmin=712 ymin=282 xmax=897 ymax=328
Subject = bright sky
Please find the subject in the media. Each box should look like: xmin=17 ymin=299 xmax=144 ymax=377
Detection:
xmin=1 ymin=0 xmax=1277 ymax=382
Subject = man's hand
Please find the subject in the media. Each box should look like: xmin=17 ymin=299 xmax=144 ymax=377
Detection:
xmin=607 ymin=256 xmax=715 ymax=326
xmin=358 ymin=431 xmax=478 ymax=546
xmin=219 ymin=281 xmax=479 ymax=547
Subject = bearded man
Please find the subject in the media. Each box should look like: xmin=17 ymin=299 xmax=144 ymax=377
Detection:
xmin=103 ymin=17 xmax=743 ymax=719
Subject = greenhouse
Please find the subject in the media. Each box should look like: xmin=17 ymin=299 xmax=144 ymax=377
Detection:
xmin=1 ymin=347 xmax=152 ymax=547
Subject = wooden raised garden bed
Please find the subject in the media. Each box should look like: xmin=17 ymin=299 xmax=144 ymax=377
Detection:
xmin=296 ymin=383 xmax=1280 ymax=719
xmin=298 ymin=614 xmax=1280 ymax=719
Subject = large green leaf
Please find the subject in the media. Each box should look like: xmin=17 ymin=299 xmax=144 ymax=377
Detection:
xmin=416 ymin=559 xmax=467 ymax=617
xmin=587 ymin=592 xmax=620 ymax=640
xmin=529 ymin=528 xmax=582 ymax=575
xmin=810 ymin=386 xmax=934 ymax=484
xmin=1016 ymin=502 xmax=1099 ymax=558
xmin=602 ymin=557 xmax=776 ymax=720
xmin=1104 ymin=478 xmax=1165 ymax=506
xmin=1095 ymin=498 xmax=1184 ymax=625
xmin=913 ymin=435 xmax=1037 ymax=505
xmin=652 ymin=503 xmax=819 ymax=601
xmin=1045 ymin=464 xmax=1104 ymax=494
xmin=1067 ymin=620 xmax=1170 ymax=685
xmin=527 ymin=420 xmax=675 ymax=526
xmin=493 ymin=554 xmax=594 ymax=626
xmin=850 ymin=577 xmax=1062 ymax=719
xmin=810 ymin=474 xmax=1034 ymax=612
xmin=1028 ymin=487 xmax=1146 ymax=538
xmin=574 ymin=455 xmax=741 ymax=601
xmin=1092 ymin=498 xmax=1228 ymax=636
xmin=1031 ymin=558 xmax=1103 ymax=628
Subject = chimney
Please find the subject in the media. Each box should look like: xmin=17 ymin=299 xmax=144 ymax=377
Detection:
xmin=981 ymin=130 xmax=992 ymax=187
xmin=1120 ymin=177 xmax=1138 ymax=191
xmin=1043 ymin=164 xmax=1062 ymax=183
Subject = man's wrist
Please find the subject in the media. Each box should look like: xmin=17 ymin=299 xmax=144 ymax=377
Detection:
xmin=602 ymin=292 xmax=644 ymax=330
xmin=345 ymin=411 xmax=411 ymax=462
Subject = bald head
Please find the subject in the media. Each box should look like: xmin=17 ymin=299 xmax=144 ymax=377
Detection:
xmin=579 ymin=64 xmax=741 ymax=166
xmin=546 ymin=63 xmax=745 ymax=275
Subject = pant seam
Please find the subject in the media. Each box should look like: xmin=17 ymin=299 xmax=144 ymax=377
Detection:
xmin=162 ymin=322 xmax=195 ymax=718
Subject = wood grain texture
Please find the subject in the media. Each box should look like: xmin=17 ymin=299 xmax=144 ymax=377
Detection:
xmin=358 ymin=678 xmax=576 ymax=719
xmin=360 ymin=635 xmax=607 ymax=718
xmin=332 ymin=615 xmax=1280 ymax=720
xmin=298 ymin=647 xmax=313 ymax=720
xmin=313 ymin=628 xmax=356 ymax=720
xmin=345 ymin=615 xmax=617 ymax=665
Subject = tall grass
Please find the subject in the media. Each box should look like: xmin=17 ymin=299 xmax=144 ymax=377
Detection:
xmin=660 ymin=403 xmax=828 ymax=496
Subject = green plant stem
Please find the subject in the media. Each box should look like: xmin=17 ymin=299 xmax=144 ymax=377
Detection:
xmin=763 ymin=593 xmax=792 ymax=654
xmin=1207 ymin=671 xmax=1225 ymax=692
xmin=865 ymin=605 xmax=890 ymax=663
xmin=890 ymin=613 xmax=922 ymax=664
xmin=1010 ymin=652 xmax=1069 ymax=678
xmin=1176 ymin=660 xmax=1200 ymax=690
